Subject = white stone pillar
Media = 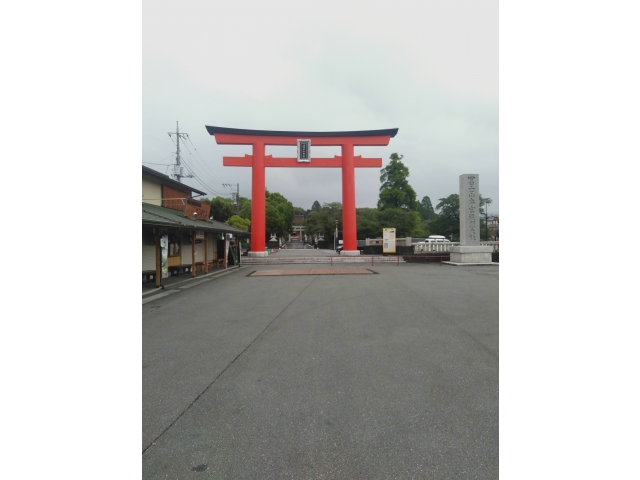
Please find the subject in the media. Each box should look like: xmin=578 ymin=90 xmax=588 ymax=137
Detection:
xmin=449 ymin=174 xmax=494 ymax=264
xmin=460 ymin=174 xmax=480 ymax=246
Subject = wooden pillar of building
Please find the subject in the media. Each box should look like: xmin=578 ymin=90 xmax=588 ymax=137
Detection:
xmin=191 ymin=232 xmax=196 ymax=277
xmin=155 ymin=230 xmax=161 ymax=288
xmin=223 ymin=234 xmax=228 ymax=269
xmin=204 ymin=232 xmax=208 ymax=273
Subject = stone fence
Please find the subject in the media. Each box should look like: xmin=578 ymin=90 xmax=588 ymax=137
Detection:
xmin=413 ymin=241 xmax=499 ymax=253
xmin=363 ymin=237 xmax=499 ymax=254
xmin=414 ymin=242 xmax=459 ymax=253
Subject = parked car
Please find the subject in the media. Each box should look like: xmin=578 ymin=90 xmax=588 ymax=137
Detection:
xmin=427 ymin=235 xmax=450 ymax=242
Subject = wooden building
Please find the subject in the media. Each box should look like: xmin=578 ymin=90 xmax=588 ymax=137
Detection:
xmin=142 ymin=166 xmax=248 ymax=286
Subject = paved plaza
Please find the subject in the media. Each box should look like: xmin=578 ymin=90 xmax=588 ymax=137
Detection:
xmin=142 ymin=255 xmax=498 ymax=479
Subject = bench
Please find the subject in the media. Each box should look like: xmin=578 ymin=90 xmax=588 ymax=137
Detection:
xmin=207 ymin=258 xmax=224 ymax=268
xmin=168 ymin=265 xmax=192 ymax=276
xmin=142 ymin=270 xmax=155 ymax=282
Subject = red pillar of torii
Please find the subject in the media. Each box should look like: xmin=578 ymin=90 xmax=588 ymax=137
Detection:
xmin=206 ymin=126 xmax=398 ymax=257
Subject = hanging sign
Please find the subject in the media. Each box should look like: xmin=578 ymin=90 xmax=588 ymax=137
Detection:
xmin=297 ymin=139 xmax=311 ymax=163
xmin=383 ymin=228 xmax=396 ymax=253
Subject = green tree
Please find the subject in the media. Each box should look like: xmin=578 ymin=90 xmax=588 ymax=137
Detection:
xmin=238 ymin=197 xmax=251 ymax=219
xmin=479 ymin=195 xmax=492 ymax=216
xmin=356 ymin=208 xmax=381 ymax=239
xmin=376 ymin=208 xmax=423 ymax=238
xmin=432 ymin=194 xmax=460 ymax=240
xmin=311 ymin=200 xmax=322 ymax=211
xmin=265 ymin=191 xmax=294 ymax=239
xmin=479 ymin=195 xmax=493 ymax=240
xmin=227 ymin=215 xmax=250 ymax=231
xmin=417 ymin=195 xmax=436 ymax=220
xmin=377 ymin=153 xmax=418 ymax=211
xmin=204 ymin=196 xmax=234 ymax=222
xmin=304 ymin=202 xmax=343 ymax=244
xmin=322 ymin=202 xmax=342 ymax=217
xmin=304 ymin=209 xmax=332 ymax=237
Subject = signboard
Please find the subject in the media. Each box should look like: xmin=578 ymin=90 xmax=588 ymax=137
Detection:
xmin=195 ymin=230 xmax=204 ymax=239
xmin=297 ymin=139 xmax=311 ymax=163
xmin=383 ymin=228 xmax=396 ymax=253
xmin=160 ymin=235 xmax=169 ymax=278
xmin=184 ymin=198 xmax=211 ymax=220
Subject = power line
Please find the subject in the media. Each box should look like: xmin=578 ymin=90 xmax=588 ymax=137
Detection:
xmin=143 ymin=132 xmax=173 ymax=146
xmin=174 ymin=135 xmax=233 ymax=198
xmin=142 ymin=154 xmax=175 ymax=166
xmin=184 ymin=135 xmax=227 ymax=185
xmin=180 ymin=137 xmax=227 ymax=186
xmin=180 ymin=157 xmax=230 ymax=197
xmin=163 ymin=123 xmax=232 ymax=198
xmin=223 ymin=183 xmax=240 ymax=213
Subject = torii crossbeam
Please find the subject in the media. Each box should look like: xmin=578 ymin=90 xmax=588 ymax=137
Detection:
xmin=206 ymin=126 xmax=399 ymax=256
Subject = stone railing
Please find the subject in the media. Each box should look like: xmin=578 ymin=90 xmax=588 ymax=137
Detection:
xmin=414 ymin=242 xmax=459 ymax=253
xmin=482 ymin=241 xmax=499 ymax=252
xmin=413 ymin=241 xmax=499 ymax=254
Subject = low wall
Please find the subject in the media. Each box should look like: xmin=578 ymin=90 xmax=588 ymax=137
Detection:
xmin=360 ymin=245 xmax=415 ymax=255
xmin=403 ymin=254 xmax=451 ymax=263
xmin=403 ymin=252 xmax=498 ymax=263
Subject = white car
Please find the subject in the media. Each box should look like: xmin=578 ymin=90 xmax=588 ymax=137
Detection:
xmin=426 ymin=235 xmax=450 ymax=242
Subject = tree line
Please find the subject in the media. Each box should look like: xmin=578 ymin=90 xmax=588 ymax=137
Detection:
xmin=202 ymin=153 xmax=496 ymax=242
xmin=303 ymin=153 xmax=494 ymax=242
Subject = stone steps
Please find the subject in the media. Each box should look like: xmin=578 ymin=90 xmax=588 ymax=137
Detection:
xmin=241 ymin=256 xmax=405 ymax=265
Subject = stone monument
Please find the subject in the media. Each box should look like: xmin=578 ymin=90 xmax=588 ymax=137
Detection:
xmin=448 ymin=174 xmax=495 ymax=265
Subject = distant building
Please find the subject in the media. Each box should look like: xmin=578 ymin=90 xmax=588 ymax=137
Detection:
xmin=290 ymin=214 xmax=305 ymax=241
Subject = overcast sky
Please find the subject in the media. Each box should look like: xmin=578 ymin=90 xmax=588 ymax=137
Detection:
xmin=143 ymin=0 xmax=498 ymax=215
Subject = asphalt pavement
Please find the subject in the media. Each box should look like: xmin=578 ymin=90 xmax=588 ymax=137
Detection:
xmin=142 ymin=260 xmax=498 ymax=479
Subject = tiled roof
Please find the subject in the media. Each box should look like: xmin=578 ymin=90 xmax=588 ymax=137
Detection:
xmin=142 ymin=203 xmax=248 ymax=235
xmin=142 ymin=166 xmax=207 ymax=196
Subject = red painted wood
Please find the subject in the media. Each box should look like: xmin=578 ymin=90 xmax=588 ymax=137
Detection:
xmin=251 ymin=142 xmax=266 ymax=253
xmin=341 ymin=143 xmax=357 ymax=252
xmin=223 ymin=155 xmax=382 ymax=168
xmin=210 ymin=131 xmax=395 ymax=255
xmin=214 ymin=133 xmax=392 ymax=146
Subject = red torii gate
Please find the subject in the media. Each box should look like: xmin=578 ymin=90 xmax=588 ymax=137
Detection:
xmin=206 ymin=126 xmax=398 ymax=257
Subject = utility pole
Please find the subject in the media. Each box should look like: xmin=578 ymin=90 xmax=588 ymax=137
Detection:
xmin=223 ymin=183 xmax=240 ymax=213
xmin=484 ymin=198 xmax=492 ymax=240
xmin=168 ymin=121 xmax=193 ymax=183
